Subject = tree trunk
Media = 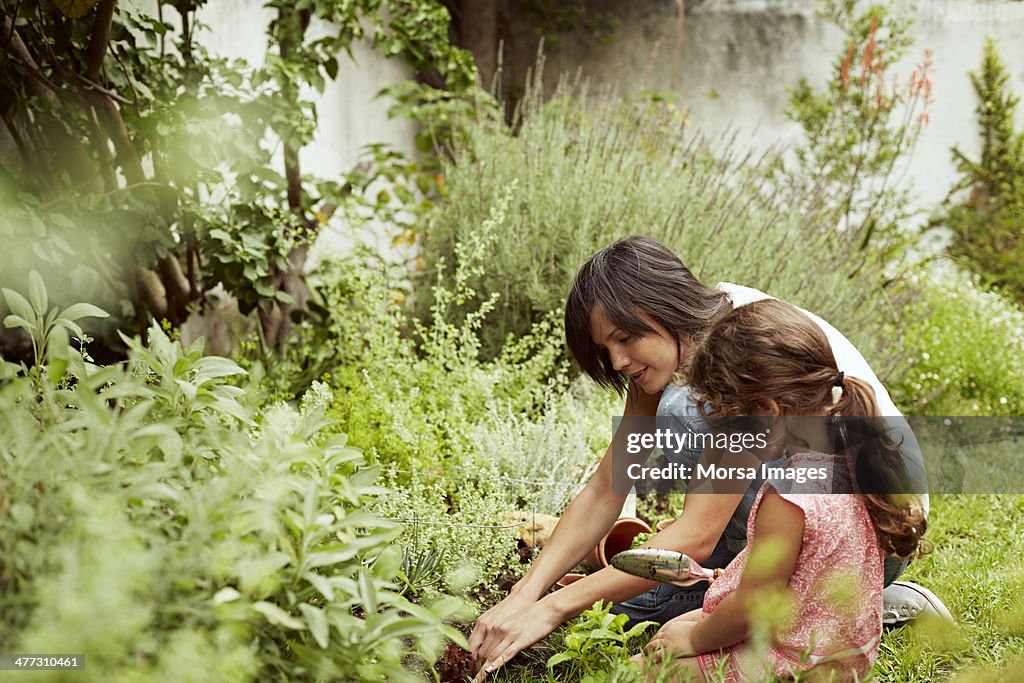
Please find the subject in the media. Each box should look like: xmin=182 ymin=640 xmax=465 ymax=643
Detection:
xmin=453 ymin=0 xmax=500 ymax=90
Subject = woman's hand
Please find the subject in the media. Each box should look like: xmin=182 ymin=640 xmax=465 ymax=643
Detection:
xmin=470 ymin=598 xmax=564 ymax=681
xmin=468 ymin=589 xmax=536 ymax=668
xmin=644 ymin=617 xmax=701 ymax=658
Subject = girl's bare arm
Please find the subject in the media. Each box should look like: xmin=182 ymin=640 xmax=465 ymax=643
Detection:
xmin=688 ymin=492 xmax=804 ymax=653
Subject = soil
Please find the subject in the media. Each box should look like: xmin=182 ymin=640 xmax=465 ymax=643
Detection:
xmin=436 ymin=643 xmax=475 ymax=682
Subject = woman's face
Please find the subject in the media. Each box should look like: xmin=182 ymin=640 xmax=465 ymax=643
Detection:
xmin=589 ymin=306 xmax=683 ymax=395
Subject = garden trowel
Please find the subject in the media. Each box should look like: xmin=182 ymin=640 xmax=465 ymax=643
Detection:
xmin=610 ymin=548 xmax=718 ymax=587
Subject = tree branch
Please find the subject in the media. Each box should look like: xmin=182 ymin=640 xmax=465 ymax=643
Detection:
xmin=156 ymin=253 xmax=191 ymax=310
xmin=73 ymin=71 xmax=134 ymax=105
xmin=85 ymin=0 xmax=116 ymax=82
xmin=93 ymin=95 xmax=145 ymax=184
xmin=136 ymin=266 xmax=168 ymax=320
xmin=0 ymin=15 xmax=61 ymax=105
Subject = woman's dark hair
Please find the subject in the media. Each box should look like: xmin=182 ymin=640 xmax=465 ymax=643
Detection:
xmin=564 ymin=235 xmax=730 ymax=395
xmin=685 ymin=299 xmax=931 ymax=559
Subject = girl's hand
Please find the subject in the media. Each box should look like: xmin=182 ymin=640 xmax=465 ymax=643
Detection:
xmin=644 ymin=618 xmax=700 ymax=658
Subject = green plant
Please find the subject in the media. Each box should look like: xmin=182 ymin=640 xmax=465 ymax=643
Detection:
xmin=2 ymin=269 xmax=108 ymax=379
xmin=305 ymin=195 xmax=572 ymax=475
xmin=466 ymin=375 xmax=615 ymax=515
xmin=781 ymin=0 xmax=934 ymax=260
xmin=368 ymin=468 xmax=522 ymax=601
xmin=240 ymin=207 xmax=614 ymax=600
xmin=887 ymin=263 xmax=1024 ymax=416
xmin=945 ymin=36 xmax=1024 ymax=303
xmin=0 ymin=280 xmax=467 ymax=680
xmin=546 ymin=601 xmax=653 ymax=682
xmin=419 ymin=72 xmax=911 ymax=382
xmin=0 ymin=0 xmax=474 ymax=355
xmin=399 ymin=545 xmax=445 ymax=596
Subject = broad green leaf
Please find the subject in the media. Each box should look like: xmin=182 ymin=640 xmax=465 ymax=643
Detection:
xmin=358 ymin=571 xmax=377 ymax=615
xmin=54 ymin=318 xmax=84 ymax=339
xmin=547 ymin=652 xmax=574 ymax=669
xmin=47 ymin=357 xmax=68 ymax=387
xmin=47 ymin=324 xmax=69 ymax=354
xmin=0 ymin=361 xmax=21 ymax=380
xmin=427 ymin=595 xmax=466 ymax=621
xmin=584 ymin=627 xmax=624 ymax=642
xmin=28 ymin=270 xmax=47 ymax=315
xmin=210 ymin=397 xmax=252 ymax=423
xmin=193 ymin=356 xmax=247 ymax=384
xmin=298 ymin=603 xmax=329 ymax=648
xmin=302 ymin=571 xmax=335 ymax=601
xmin=60 ymin=302 xmax=109 ymax=322
xmin=3 ymin=314 xmax=35 ymax=333
xmin=253 ymin=601 xmax=305 ymax=630
xmin=175 ymin=379 xmax=198 ymax=401
xmin=2 ymin=288 xmax=34 ymax=322
xmin=302 ymin=481 xmax=318 ymax=528
xmin=306 ymin=548 xmax=355 ymax=570
xmin=624 ymin=621 xmax=658 ymax=639
xmin=213 ymin=587 xmax=242 ymax=604
xmin=372 ymin=545 xmax=402 ymax=580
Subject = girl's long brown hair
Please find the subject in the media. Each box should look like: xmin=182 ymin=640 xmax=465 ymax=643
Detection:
xmin=685 ymin=299 xmax=930 ymax=559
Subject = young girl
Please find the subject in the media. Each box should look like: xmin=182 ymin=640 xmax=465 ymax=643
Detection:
xmin=638 ymin=299 xmax=930 ymax=681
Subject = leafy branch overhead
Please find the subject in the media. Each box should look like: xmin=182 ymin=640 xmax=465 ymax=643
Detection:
xmin=0 ymin=0 xmax=474 ymax=356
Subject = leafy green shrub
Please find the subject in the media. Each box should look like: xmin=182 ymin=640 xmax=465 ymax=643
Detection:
xmin=248 ymin=200 xmax=618 ymax=599
xmin=887 ymin=263 xmax=1024 ymax=415
xmin=0 ymin=0 xmax=474 ymax=354
xmin=305 ymin=195 xmax=572 ymax=473
xmin=467 ymin=376 xmax=617 ymax=514
xmin=782 ymin=0 xmax=933 ymax=255
xmin=363 ymin=377 xmax=618 ymax=600
xmin=368 ymin=469 xmax=522 ymax=601
xmin=0 ymin=287 xmax=464 ymax=680
xmin=418 ymin=75 xmax=906 ymax=373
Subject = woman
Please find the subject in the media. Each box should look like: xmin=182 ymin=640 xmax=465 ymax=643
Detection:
xmin=469 ymin=236 xmax=932 ymax=680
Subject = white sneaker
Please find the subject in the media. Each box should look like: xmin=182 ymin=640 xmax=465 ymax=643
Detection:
xmin=882 ymin=580 xmax=954 ymax=628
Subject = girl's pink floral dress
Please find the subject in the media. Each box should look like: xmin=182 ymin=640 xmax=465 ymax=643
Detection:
xmin=697 ymin=452 xmax=885 ymax=682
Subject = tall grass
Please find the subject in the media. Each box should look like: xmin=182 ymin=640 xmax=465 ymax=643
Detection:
xmin=421 ymin=72 xmax=909 ymax=374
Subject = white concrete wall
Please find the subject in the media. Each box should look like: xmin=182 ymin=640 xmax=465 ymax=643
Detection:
xmin=191 ymin=0 xmax=1024 ymax=232
xmin=519 ymin=0 xmax=1024 ymax=224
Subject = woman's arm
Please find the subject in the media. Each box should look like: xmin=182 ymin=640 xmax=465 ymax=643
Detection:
xmin=688 ymin=492 xmax=804 ymax=654
xmin=470 ymin=388 xmax=755 ymax=678
xmin=472 ymin=450 xmax=746 ymax=677
xmin=468 ymin=387 xmax=658 ymax=671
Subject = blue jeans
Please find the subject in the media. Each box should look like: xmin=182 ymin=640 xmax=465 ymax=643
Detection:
xmin=611 ymin=582 xmax=707 ymax=626
xmin=613 ymin=554 xmax=911 ymax=627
